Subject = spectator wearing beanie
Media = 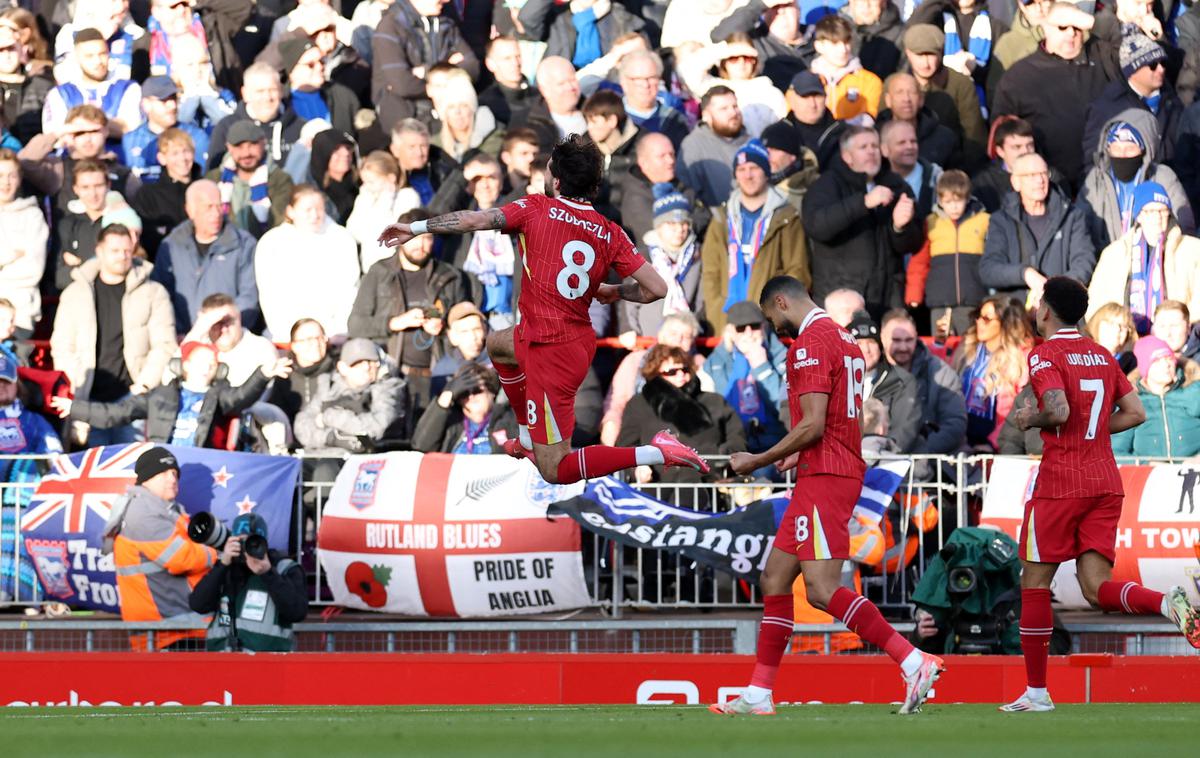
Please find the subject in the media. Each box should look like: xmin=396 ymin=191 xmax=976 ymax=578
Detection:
xmin=700 ymin=139 xmax=808 ymax=331
xmin=99 ymin=445 xmax=217 ymax=651
xmin=760 ymin=119 xmax=819 ymax=212
xmin=1112 ymin=335 xmax=1200 ymax=459
xmin=624 ymin=184 xmax=705 ymax=338
xmin=1089 ymin=182 xmax=1200 ymax=328
xmin=1082 ymin=30 xmax=1184 ymax=169
xmin=1077 ymin=116 xmax=1193 ymax=248
xmin=277 ymin=36 xmax=360 ymax=139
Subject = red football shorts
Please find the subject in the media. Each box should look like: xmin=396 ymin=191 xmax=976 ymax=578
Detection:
xmin=1019 ymin=493 xmax=1123 ymax=564
xmin=515 ymin=332 xmax=595 ymax=446
xmin=773 ymin=474 xmax=861 ymax=561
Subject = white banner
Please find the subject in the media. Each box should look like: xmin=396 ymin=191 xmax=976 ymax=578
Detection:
xmin=981 ymin=457 xmax=1200 ymax=608
xmin=317 ymin=452 xmax=591 ymax=617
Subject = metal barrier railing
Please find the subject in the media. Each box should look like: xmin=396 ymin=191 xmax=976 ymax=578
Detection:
xmin=1 ymin=452 xmax=1189 ymax=615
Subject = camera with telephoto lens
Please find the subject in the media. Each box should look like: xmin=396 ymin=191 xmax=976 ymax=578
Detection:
xmin=188 ymin=512 xmax=268 ymax=561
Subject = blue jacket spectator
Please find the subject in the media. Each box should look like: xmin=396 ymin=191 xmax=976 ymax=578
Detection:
xmin=698 ymin=301 xmax=788 ymax=454
xmin=152 ymin=180 xmax=259 ymax=333
xmin=120 ymin=76 xmax=209 ymax=182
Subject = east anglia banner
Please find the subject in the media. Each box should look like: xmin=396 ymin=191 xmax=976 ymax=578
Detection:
xmin=317 ymin=453 xmax=591 ymax=616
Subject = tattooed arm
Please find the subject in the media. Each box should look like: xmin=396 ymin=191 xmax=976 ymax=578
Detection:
xmin=377 ymin=208 xmax=507 ymax=248
xmin=1011 ymin=388 xmax=1070 ymax=431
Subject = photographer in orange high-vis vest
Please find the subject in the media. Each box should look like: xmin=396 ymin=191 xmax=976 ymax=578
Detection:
xmin=101 ymin=447 xmax=218 ymax=650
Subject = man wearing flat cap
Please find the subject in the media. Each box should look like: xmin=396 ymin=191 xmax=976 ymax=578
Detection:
xmin=204 ymin=118 xmax=293 ymax=239
xmin=902 ymin=24 xmax=987 ymax=169
xmin=992 ymin=2 xmax=1120 ymax=193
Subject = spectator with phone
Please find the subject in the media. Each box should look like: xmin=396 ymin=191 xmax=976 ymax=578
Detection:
xmin=349 ymin=208 xmax=470 ymax=421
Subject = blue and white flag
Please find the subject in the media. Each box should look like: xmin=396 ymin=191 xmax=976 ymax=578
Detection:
xmin=20 ymin=443 xmax=299 ymax=613
xmin=854 ymin=460 xmax=911 ymax=524
xmin=552 ymin=463 xmax=911 ymax=579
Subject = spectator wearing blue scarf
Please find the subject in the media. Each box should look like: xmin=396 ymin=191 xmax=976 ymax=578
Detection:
xmin=700 ymin=139 xmax=810 ymax=331
xmin=1089 ymin=182 xmax=1200 ymax=333
xmin=1078 ymin=115 xmax=1194 ymax=248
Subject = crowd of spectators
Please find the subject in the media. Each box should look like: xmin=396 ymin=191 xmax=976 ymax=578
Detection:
xmin=0 ymin=0 xmax=1197 ymax=501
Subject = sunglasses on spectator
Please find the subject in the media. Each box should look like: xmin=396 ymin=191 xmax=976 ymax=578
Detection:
xmin=734 ymin=323 xmax=761 ymax=333
xmin=659 ymin=367 xmax=690 ymax=378
xmin=976 ymin=313 xmax=999 ymax=324
xmin=723 ymin=56 xmax=757 ymax=64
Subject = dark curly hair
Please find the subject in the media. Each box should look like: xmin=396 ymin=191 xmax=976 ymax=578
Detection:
xmin=641 ymin=345 xmax=692 ymax=382
xmin=549 ymin=134 xmax=604 ymax=201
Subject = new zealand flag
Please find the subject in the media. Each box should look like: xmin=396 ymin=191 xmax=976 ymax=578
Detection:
xmin=20 ymin=443 xmax=299 ymax=613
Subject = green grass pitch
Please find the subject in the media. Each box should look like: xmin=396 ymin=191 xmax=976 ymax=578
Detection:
xmin=3 ymin=704 xmax=1196 ymax=758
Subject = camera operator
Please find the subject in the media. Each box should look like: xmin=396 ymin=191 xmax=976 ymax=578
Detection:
xmin=188 ymin=514 xmax=308 ymax=652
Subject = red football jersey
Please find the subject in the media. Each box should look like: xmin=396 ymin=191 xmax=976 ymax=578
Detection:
xmin=1028 ymin=328 xmax=1134 ymax=499
xmin=786 ymin=308 xmax=867 ymax=481
xmin=500 ymin=194 xmax=644 ymax=344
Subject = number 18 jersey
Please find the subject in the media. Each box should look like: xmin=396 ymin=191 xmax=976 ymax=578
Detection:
xmin=1028 ymin=329 xmax=1134 ymax=499
xmin=786 ymin=308 xmax=867 ymax=481
xmin=500 ymin=194 xmax=644 ymax=344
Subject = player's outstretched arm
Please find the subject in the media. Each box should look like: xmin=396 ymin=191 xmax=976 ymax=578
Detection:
xmin=595 ymin=262 xmax=668 ymax=305
xmin=1012 ymin=389 xmax=1070 ymax=431
xmin=378 ymin=208 xmax=507 ymax=248
xmin=1110 ymin=389 xmax=1147 ymax=434
xmin=730 ymin=392 xmax=827 ymax=475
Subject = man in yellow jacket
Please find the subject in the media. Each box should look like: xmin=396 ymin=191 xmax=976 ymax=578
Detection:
xmin=102 ymin=447 xmax=218 ymax=649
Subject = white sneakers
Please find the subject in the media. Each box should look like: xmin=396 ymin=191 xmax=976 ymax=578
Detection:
xmin=708 ymin=692 xmax=776 ymax=716
xmin=999 ymin=692 xmax=1056 ymax=712
xmin=898 ymin=652 xmax=945 ymax=715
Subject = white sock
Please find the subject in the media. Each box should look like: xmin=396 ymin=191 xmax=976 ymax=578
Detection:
xmin=1161 ymin=596 xmax=1170 ymax=617
xmin=743 ymin=685 xmax=771 ymax=703
xmin=900 ymin=649 xmax=924 ymax=678
xmin=518 ymin=425 xmax=532 ymax=449
xmin=1026 ymin=686 xmax=1049 ymax=701
xmin=634 ymin=446 xmax=665 ymax=465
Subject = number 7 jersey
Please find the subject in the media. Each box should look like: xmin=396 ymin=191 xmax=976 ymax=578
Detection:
xmin=1028 ymin=328 xmax=1134 ymax=499
xmin=786 ymin=308 xmax=867 ymax=481
xmin=500 ymin=194 xmax=645 ymax=344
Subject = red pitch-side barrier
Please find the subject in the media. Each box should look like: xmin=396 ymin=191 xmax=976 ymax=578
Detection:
xmin=3 ymin=654 xmax=1199 ymax=706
